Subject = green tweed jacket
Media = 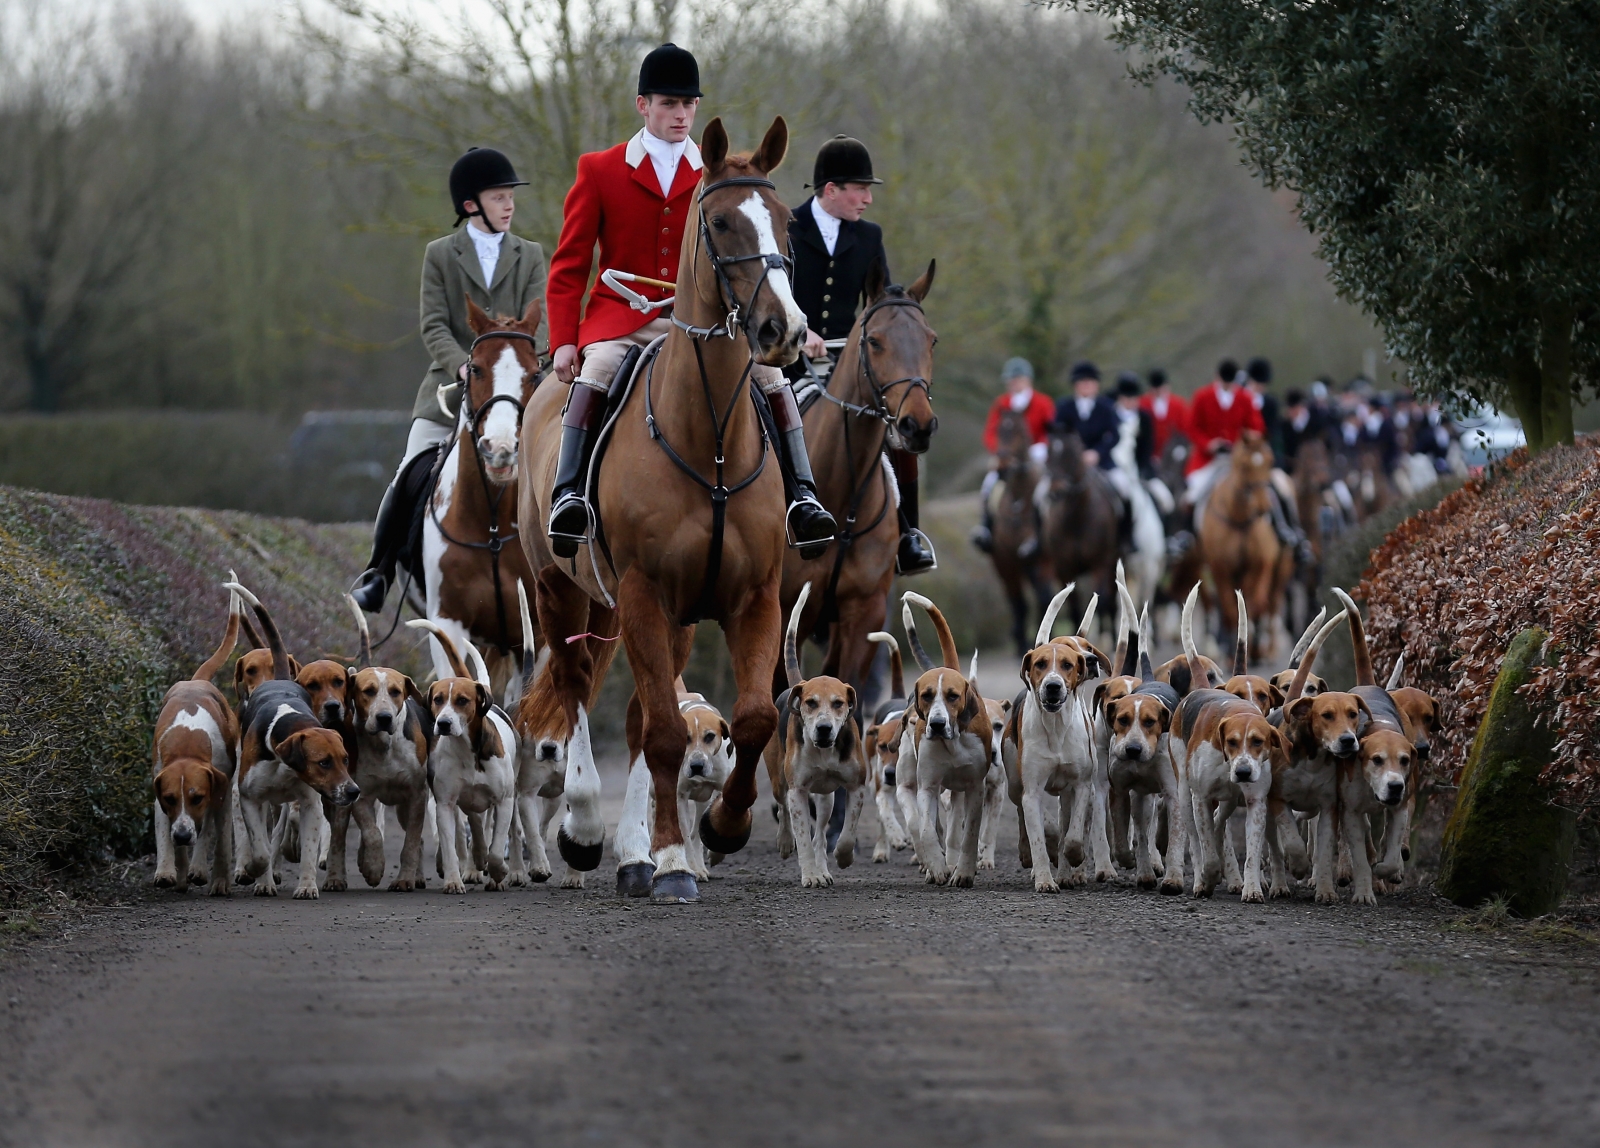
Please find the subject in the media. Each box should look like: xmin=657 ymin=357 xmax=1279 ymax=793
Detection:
xmin=412 ymin=226 xmax=548 ymax=427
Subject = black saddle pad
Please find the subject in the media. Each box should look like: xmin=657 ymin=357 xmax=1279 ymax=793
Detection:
xmin=397 ymin=441 xmax=446 ymax=593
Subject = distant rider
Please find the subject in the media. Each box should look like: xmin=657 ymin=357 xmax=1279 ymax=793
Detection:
xmin=970 ymin=357 xmax=1054 ymax=554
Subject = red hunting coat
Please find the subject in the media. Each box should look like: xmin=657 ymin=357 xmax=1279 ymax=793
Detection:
xmin=1185 ymin=382 xmax=1265 ymax=474
xmin=1140 ymin=391 xmax=1190 ymax=456
xmin=546 ymin=130 xmax=705 ymax=351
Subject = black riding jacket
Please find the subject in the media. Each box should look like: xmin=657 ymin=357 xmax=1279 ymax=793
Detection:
xmin=787 ymin=198 xmax=890 ymax=342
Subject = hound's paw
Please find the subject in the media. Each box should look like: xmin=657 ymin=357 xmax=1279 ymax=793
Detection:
xmin=949 ymin=872 xmax=975 ymax=888
xmin=1137 ymin=874 xmax=1159 ymax=891
xmin=1063 ymin=870 xmax=1088 ymax=888
xmin=889 ymin=835 xmax=912 ymax=851
xmin=1200 ymin=860 xmax=1221 ymax=887
xmin=1150 ymin=859 xmax=1165 ymax=877
xmin=1269 ymin=882 xmax=1292 ymax=899
xmin=1033 ymin=877 xmax=1061 ymax=894
xmin=292 ymin=884 xmax=320 ymax=900
xmin=483 ymin=878 xmax=506 ymax=892
xmin=977 ymin=856 xmax=996 ymax=870
xmin=252 ymin=881 xmax=278 ymax=897
xmin=1191 ymin=885 xmax=1214 ymax=900
xmin=559 ymin=871 xmax=585 ymax=889
xmin=1158 ymin=878 xmax=1185 ymax=896
xmin=925 ymin=867 xmax=949 ymax=885
xmin=323 ymin=875 xmax=348 ymax=893
xmin=873 ymin=847 xmax=890 ymax=863
xmin=486 ymin=860 xmax=509 ymax=884
xmin=1114 ymin=850 xmax=1135 ymax=869
xmin=1095 ymin=867 xmax=1117 ymax=883
xmin=153 ymin=873 xmax=177 ymax=889
xmin=1351 ymin=889 xmax=1377 ymax=906
xmin=1226 ymin=880 xmax=1244 ymax=895
xmin=1314 ymin=887 xmax=1340 ymax=905
xmin=1372 ymin=862 xmax=1400 ymax=882
xmin=834 ymin=845 xmax=855 ymax=869
xmin=1064 ymin=842 xmax=1086 ymax=867
xmin=507 ymin=871 xmax=529 ymax=888
xmin=1240 ymin=886 xmax=1265 ymax=904
xmin=188 ymin=869 xmax=208 ymax=886
xmin=800 ymin=874 xmax=828 ymax=888
xmin=388 ymin=877 xmax=418 ymax=892
xmin=442 ymin=880 xmax=467 ymax=894
xmin=463 ymin=870 xmax=484 ymax=885
xmin=528 ymin=868 xmax=552 ymax=884
xmin=1374 ymin=878 xmax=1397 ymax=895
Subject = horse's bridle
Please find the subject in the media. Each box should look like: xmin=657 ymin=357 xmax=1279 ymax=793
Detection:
xmin=462 ymin=328 xmax=538 ymax=458
xmin=673 ymin=176 xmax=793 ymax=342
xmin=819 ymin=295 xmax=934 ymax=437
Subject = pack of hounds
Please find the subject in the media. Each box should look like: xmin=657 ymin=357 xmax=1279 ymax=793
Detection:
xmin=151 ymin=566 xmax=1438 ymax=905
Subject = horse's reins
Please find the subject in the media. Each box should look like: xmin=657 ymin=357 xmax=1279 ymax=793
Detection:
xmin=429 ymin=327 xmax=538 ymax=653
xmin=648 ymin=174 xmax=788 ymax=624
xmin=816 ymin=294 xmax=932 ymax=434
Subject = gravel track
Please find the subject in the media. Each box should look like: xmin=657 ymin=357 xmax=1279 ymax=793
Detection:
xmin=3 ymin=759 xmax=1598 ymax=1148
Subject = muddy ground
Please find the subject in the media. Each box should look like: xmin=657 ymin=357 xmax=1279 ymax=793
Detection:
xmin=3 ymin=757 xmax=1598 ymax=1148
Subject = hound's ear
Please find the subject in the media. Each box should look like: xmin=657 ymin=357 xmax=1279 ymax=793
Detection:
xmin=405 ymin=676 xmax=427 ymax=708
xmin=1000 ymin=698 xmax=1011 ymax=714
xmin=467 ymin=294 xmax=493 ymax=336
xmin=1287 ymin=696 xmax=1315 ymax=723
xmin=1272 ymin=727 xmax=1292 ymax=763
xmin=1092 ymin=681 xmax=1109 ymax=716
xmin=908 ymin=258 xmax=935 ymax=304
xmin=1268 ymin=683 xmax=1285 ymax=710
xmin=958 ymin=684 xmax=982 ymax=728
xmin=700 ymin=117 xmax=729 ymax=171
xmin=749 ymin=115 xmax=788 ymax=175
xmin=1074 ymin=654 xmax=1088 ymax=684
xmin=787 ymin=688 xmax=802 ymax=714
xmin=277 ymin=730 xmax=308 ymax=768
xmin=719 ymin=719 xmax=730 ymax=743
xmin=1354 ymin=695 xmax=1373 ymax=724
xmin=1211 ymin=720 xmax=1231 ymax=753
xmin=845 ymin=684 xmax=857 ymax=714
xmin=206 ymin=764 xmax=231 ymax=794
xmin=345 ymin=665 xmax=358 ymax=695
xmin=233 ymin=658 xmax=249 ymax=703
xmin=1155 ymin=703 xmax=1172 ymax=734
xmin=475 ymin=682 xmax=491 ymax=718
xmin=519 ymin=295 xmax=543 ymax=334
xmin=1020 ymin=652 xmax=1032 ymax=681
xmin=835 ymin=719 xmax=855 ymax=759
xmin=290 ymin=656 xmax=302 ymax=678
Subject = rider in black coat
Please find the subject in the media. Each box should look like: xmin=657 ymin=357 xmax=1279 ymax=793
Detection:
xmin=786 ymin=135 xmax=934 ymax=576
xmin=1053 ymin=360 xmax=1121 ymax=466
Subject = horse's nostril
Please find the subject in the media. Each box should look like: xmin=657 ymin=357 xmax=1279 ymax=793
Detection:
xmin=758 ymin=317 xmax=784 ymax=347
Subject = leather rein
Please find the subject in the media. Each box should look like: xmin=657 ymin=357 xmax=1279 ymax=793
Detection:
xmin=429 ymin=327 xmax=538 ymax=653
xmin=648 ymin=174 xmax=783 ymax=624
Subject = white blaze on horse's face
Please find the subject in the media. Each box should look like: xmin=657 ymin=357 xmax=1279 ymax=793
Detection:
xmin=476 ymin=344 xmax=525 ymax=482
xmin=736 ymin=191 xmax=808 ymax=353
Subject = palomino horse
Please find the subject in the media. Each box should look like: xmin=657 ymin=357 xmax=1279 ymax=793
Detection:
xmin=515 ymin=118 xmax=800 ymax=903
xmin=987 ymin=406 xmax=1054 ymax=655
xmin=1038 ymin=430 xmax=1119 ymax=634
xmin=781 ymin=265 xmax=938 ymax=695
xmin=1196 ymin=429 xmax=1289 ymax=661
xmin=421 ymin=297 xmax=542 ymax=697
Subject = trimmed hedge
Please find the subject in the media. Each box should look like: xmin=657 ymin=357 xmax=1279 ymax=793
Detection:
xmin=0 ymin=486 xmax=423 ymax=906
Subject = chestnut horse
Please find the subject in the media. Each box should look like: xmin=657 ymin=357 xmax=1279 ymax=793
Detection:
xmin=987 ymin=406 xmax=1053 ymax=655
xmin=1196 ymin=429 xmax=1287 ymax=661
xmin=781 ymin=266 xmax=938 ymax=697
xmin=421 ymin=297 xmax=542 ymax=697
xmin=515 ymin=118 xmax=800 ymax=903
xmin=1039 ymin=430 xmax=1119 ymax=634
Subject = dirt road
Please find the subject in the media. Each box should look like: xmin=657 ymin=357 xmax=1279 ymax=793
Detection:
xmin=3 ymin=760 xmax=1598 ymax=1148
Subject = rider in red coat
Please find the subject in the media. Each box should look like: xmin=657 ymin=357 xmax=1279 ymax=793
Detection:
xmin=1139 ymin=368 xmax=1189 ymax=457
xmin=543 ymin=43 xmax=835 ymax=557
xmin=1185 ymin=358 xmax=1264 ymax=478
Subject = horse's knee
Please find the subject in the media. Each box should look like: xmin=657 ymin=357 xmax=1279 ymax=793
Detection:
xmin=643 ymin=721 xmax=687 ymax=770
xmin=731 ymin=698 xmax=777 ymax=750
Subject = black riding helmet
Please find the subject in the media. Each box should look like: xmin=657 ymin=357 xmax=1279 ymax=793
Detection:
xmin=809 ymin=135 xmax=883 ymax=189
xmin=638 ymin=43 xmax=702 ymax=97
xmin=450 ymin=148 xmax=528 ymax=232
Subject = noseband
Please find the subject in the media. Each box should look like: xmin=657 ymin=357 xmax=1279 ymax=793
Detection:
xmin=673 ymin=176 xmax=793 ymax=342
xmin=820 ymin=294 xmax=933 ymax=432
xmin=463 ymin=328 xmax=538 ymax=455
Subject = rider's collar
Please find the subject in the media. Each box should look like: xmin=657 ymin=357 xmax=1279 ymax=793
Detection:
xmin=627 ymin=128 xmax=703 ymax=172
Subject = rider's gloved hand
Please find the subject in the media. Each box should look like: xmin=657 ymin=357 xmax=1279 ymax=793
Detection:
xmin=554 ymin=343 xmax=580 ymax=384
xmin=803 ymin=328 xmax=826 ymax=360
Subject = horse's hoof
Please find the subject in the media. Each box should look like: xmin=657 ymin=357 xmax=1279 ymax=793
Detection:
xmin=699 ymin=806 xmax=751 ymax=855
xmin=650 ymin=871 xmax=700 ymax=903
xmin=557 ymin=826 xmax=604 ymax=872
xmin=616 ymin=861 xmax=655 ymax=898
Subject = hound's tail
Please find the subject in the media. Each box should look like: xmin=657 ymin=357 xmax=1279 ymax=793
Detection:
xmin=1034 ymin=582 xmax=1076 ymax=648
xmin=192 ymin=587 xmax=244 ymax=682
xmin=967 ymin=649 xmax=981 ymax=700
xmin=516 ymin=580 xmax=540 ymax=685
xmin=1285 ymin=609 xmax=1349 ymax=702
xmin=1233 ymin=589 xmax=1249 ymax=678
xmin=1112 ymin=562 xmax=1130 ymax=677
xmin=345 ymin=594 xmax=372 ymax=670
xmin=868 ymin=631 xmax=904 ymax=698
xmin=1180 ymin=582 xmax=1206 ymax=690
xmin=901 ymin=600 xmax=937 ymax=673
xmin=1076 ymin=592 xmax=1099 ymax=638
xmin=223 ymin=581 xmax=292 ymax=681
xmin=229 ymin=569 xmax=265 ymax=650
xmin=785 ymin=582 xmax=812 ymax=690
xmin=1137 ymin=603 xmax=1154 ymax=681
xmin=1332 ymin=588 xmax=1374 ymax=686
xmin=902 ymin=591 xmax=959 ymax=670
xmin=1385 ymin=653 xmax=1405 ymax=691
xmin=1287 ymin=607 xmax=1328 ymax=670
xmin=1117 ymin=580 xmax=1141 ymax=678
xmin=406 ymin=619 xmax=473 ymax=682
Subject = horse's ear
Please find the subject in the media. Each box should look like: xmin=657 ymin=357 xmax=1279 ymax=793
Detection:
xmin=908 ymin=259 xmax=935 ymax=303
xmin=749 ymin=115 xmax=788 ymax=175
xmin=865 ymin=258 xmax=887 ymax=304
xmin=519 ymin=296 xmax=543 ymax=334
xmin=700 ymin=118 xmax=729 ymax=172
xmin=466 ymin=294 xmax=493 ymax=336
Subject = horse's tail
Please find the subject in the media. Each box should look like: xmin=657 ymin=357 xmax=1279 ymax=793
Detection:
xmin=1287 ymin=606 xmax=1328 ymax=669
xmin=1076 ymin=592 xmax=1099 ymax=638
xmin=785 ymin=582 xmax=811 ymax=690
xmin=406 ymin=619 xmax=472 ymax=681
xmin=1285 ymin=609 xmax=1349 ymax=702
xmin=1233 ymin=589 xmax=1249 ymax=677
xmin=901 ymin=600 xmax=937 ymax=673
xmin=902 ymin=591 xmax=959 ymax=670
xmin=223 ymin=581 xmax=292 ymax=681
xmin=1332 ymin=588 xmax=1374 ymax=686
xmin=229 ymin=569 xmax=266 ymax=651
xmin=1180 ymin=582 xmax=1206 ymax=689
xmin=1034 ymin=582 xmax=1076 ymax=648
xmin=1385 ymin=653 xmax=1405 ymax=691
xmin=868 ymin=631 xmax=904 ymax=698
xmin=193 ymin=587 xmax=243 ymax=682
xmin=345 ymin=594 xmax=372 ymax=670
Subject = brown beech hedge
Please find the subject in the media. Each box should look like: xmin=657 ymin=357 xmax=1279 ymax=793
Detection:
xmin=1359 ymin=437 xmax=1600 ymax=811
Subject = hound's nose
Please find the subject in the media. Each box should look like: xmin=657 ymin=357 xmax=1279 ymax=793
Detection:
xmin=338 ymin=782 xmax=361 ymax=806
xmin=171 ymin=825 xmax=194 ymax=846
xmin=927 ymin=718 xmax=947 ymax=738
xmin=435 ymin=719 xmax=453 ymax=737
xmin=537 ymin=741 xmax=559 ymax=762
xmin=1234 ymin=765 xmax=1253 ymax=782
xmin=1123 ymin=745 xmax=1143 ymax=761
xmin=814 ymin=723 xmax=835 ymax=748
xmin=687 ymin=755 xmax=708 ymax=778
xmin=374 ymin=712 xmax=393 ymax=733
xmin=883 ymin=766 xmax=896 ymax=786
xmin=1415 ymin=743 xmax=1430 ymax=760
xmin=322 ymin=702 xmax=343 ymax=723
xmin=1384 ymin=780 xmax=1405 ymax=804
xmin=1041 ymin=682 xmax=1063 ymax=707
xmin=1337 ymin=734 xmax=1358 ymax=754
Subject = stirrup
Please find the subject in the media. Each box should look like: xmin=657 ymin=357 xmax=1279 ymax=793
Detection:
xmin=784 ymin=496 xmax=836 ymax=561
xmin=895 ymin=528 xmax=937 ymax=576
xmin=349 ymin=569 xmax=388 ymax=614
xmin=547 ymin=492 xmax=591 ymax=558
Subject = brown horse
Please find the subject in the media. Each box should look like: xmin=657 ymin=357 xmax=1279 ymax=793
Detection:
xmin=421 ymin=297 xmax=542 ymax=698
xmin=1039 ymin=430 xmax=1119 ymax=632
xmin=1197 ymin=429 xmax=1286 ymax=661
xmin=987 ymin=406 xmax=1054 ymax=655
xmin=1288 ymin=437 xmax=1332 ymax=636
xmin=515 ymin=117 xmax=799 ymax=903
xmin=780 ymin=266 xmax=938 ymax=697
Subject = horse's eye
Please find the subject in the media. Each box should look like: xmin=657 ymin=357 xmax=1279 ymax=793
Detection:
xmin=866 ymin=336 xmax=882 ymax=352
xmin=711 ymin=216 xmax=729 ymax=232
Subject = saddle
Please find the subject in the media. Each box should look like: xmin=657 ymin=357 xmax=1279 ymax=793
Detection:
xmin=790 ymin=354 xmax=837 ymax=416
xmin=582 ymin=336 xmax=669 ymax=583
